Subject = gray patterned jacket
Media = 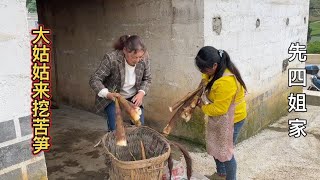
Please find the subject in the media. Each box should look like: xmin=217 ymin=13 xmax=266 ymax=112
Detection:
xmin=89 ymin=50 xmax=151 ymax=113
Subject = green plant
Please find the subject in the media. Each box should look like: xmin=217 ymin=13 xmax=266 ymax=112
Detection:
xmin=308 ymin=21 xmax=312 ymax=42
xmin=310 ymin=21 xmax=320 ymax=36
xmin=310 ymin=0 xmax=320 ymax=22
xmin=26 ymin=0 xmax=37 ymax=13
xmin=307 ymin=41 xmax=320 ymax=54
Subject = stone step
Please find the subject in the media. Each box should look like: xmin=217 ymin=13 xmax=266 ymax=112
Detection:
xmin=304 ymin=89 xmax=320 ymax=106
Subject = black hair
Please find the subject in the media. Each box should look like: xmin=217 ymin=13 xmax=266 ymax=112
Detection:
xmin=195 ymin=46 xmax=247 ymax=92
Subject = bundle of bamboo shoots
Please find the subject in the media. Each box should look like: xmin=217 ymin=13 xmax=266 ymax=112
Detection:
xmin=115 ymin=96 xmax=142 ymax=146
xmin=163 ymin=81 xmax=206 ymax=135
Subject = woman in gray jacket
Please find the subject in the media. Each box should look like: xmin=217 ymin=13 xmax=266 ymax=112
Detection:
xmin=89 ymin=35 xmax=151 ymax=131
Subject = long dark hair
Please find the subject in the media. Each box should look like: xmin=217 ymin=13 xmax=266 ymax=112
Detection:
xmin=113 ymin=35 xmax=146 ymax=53
xmin=195 ymin=46 xmax=247 ymax=92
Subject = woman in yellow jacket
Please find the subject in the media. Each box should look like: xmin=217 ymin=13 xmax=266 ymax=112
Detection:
xmin=195 ymin=46 xmax=247 ymax=180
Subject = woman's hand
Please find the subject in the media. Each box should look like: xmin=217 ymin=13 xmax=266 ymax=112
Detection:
xmin=106 ymin=93 xmax=121 ymax=101
xmin=200 ymin=93 xmax=210 ymax=105
xmin=132 ymin=91 xmax=144 ymax=107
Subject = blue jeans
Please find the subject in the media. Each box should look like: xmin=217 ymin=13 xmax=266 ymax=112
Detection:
xmin=104 ymin=98 xmax=145 ymax=131
xmin=214 ymin=119 xmax=245 ymax=180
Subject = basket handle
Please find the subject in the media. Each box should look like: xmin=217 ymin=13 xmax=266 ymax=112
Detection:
xmin=169 ymin=142 xmax=192 ymax=180
xmin=147 ymin=166 xmax=164 ymax=172
xmin=94 ymin=139 xmax=102 ymax=148
xmin=94 ymin=132 xmax=112 ymax=148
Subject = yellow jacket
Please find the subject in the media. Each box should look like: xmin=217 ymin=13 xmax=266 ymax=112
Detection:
xmin=201 ymin=69 xmax=247 ymax=123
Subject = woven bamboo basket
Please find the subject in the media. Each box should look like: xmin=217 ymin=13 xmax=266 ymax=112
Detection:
xmin=102 ymin=126 xmax=171 ymax=180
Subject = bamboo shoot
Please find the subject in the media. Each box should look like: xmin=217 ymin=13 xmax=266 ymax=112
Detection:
xmin=140 ymin=141 xmax=146 ymax=160
xmin=164 ymin=81 xmax=205 ymax=134
xmin=127 ymin=100 xmax=142 ymax=116
xmin=163 ymin=95 xmax=195 ymax=135
xmin=168 ymin=85 xmax=204 ymax=112
xmin=181 ymin=106 xmax=193 ymax=122
xmin=115 ymin=98 xmax=127 ymax=146
xmin=118 ymin=96 xmax=141 ymax=126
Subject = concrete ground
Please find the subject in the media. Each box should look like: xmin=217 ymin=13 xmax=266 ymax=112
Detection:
xmin=46 ymin=106 xmax=107 ymax=180
xmin=46 ymin=105 xmax=320 ymax=180
xmin=237 ymin=105 xmax=320 ymax=180
xmin=187 ymin=105 xmax=320 ymax=180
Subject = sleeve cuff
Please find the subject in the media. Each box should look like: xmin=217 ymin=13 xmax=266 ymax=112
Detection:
xmin=201 ymin=105 xmax=207 ymax=114
xmin=138 ymin=90 xmax=146 ymax=95
xmin=98 ymin=88 xmax=109 ymax=98
xmin=201 ymin=74 xmax=209 ymax=85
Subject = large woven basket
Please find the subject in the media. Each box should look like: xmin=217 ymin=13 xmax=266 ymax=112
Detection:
xmin=102 ymin=126 xmax=171 ymax=180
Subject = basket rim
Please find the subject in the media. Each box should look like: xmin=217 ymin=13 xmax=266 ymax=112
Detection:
xmin=101 ymin=126 xmax=171 ymax=169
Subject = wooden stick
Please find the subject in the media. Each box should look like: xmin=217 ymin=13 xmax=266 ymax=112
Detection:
xmin=115 ymin=98 xmax=127 ymax=146
xmin=129 ymin=150 xmax=137 ymax=161
xmin=140 ymin=140 xmax=146 ymax=160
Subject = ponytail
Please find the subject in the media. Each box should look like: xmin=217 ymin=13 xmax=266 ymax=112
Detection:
xmin=113 ymin=35 xmax=146 ymax=54
xmin=113 ymin=35 xmax=130 ymax=50
xmin=225 ymin=53 xmax=247 ymax=92
xmin=205 ymin=50 xmax=247 ymax=92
